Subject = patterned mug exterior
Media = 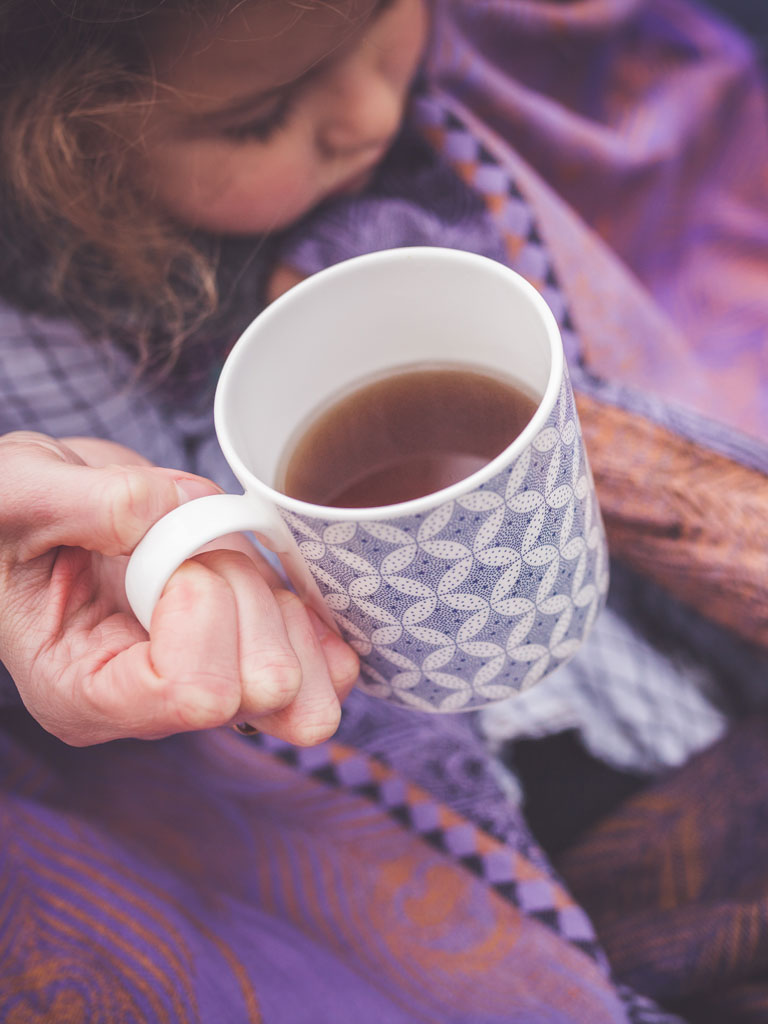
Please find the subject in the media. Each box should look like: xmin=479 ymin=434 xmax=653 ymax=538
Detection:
xmin=282 ymin=368 xmax=608 ymax=712
xmin=125 ymin=248 xmax=609 ymax=712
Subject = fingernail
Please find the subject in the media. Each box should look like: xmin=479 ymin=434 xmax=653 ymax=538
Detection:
xmin=175 ymin=478 xmax=218 ymax=504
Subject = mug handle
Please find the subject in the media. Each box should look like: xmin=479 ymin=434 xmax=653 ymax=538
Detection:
xmin=124 ymin=492 xmax=334 ymax=633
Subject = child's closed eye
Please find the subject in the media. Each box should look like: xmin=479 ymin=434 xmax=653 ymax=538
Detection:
xmin=220 ymin=93 xmax=296 ymax=144
xmin=217 ymin=0 xmax=400 ymax=146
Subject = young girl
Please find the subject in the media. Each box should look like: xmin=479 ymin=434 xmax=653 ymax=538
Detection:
xmin=1 ymin=2 xmax=768 ymax=1018
xmin=0 ymin=0 xmax=432 ymax=747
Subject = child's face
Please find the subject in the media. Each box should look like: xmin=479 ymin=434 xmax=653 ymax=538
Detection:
xmin=138 ymin=0 xmax=428 ymax=235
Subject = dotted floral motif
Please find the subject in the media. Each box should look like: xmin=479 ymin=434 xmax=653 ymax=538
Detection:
xmin=281 ymin=373 xmax=609 ymax=712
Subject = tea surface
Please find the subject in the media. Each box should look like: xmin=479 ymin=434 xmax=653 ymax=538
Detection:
xmin=279 ymin=365 xmax=538 ymax=508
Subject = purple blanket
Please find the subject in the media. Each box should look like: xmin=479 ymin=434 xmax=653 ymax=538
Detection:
xmin=1 ymin=1 xmax=767 ymax=1021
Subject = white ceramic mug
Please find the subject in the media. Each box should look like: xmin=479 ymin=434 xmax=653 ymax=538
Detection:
xmin=126 ymin=248 xmax=609 ymax=712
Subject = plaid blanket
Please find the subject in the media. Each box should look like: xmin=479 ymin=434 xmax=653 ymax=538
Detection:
xmin=1 ymin=0 xmax=767 ymax=1020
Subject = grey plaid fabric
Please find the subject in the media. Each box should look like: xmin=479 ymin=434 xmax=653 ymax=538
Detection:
xmin=478 ymin=586 xmax=727 ymax=778
xmin=0 ymin=305 xmax=237 ymax=488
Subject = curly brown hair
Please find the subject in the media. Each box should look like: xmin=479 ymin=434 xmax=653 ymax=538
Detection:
xmin=0 ymin=1 xmax=291 ymax=374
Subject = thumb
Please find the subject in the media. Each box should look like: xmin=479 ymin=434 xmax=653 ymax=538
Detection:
xmin=66 ymin=466 xmax=220 ymax=557
xmin=4 ymin=440 xmax=219 ymax=560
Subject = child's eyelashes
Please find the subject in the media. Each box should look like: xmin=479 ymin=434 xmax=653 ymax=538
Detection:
xmin=220 ymin=95 xmax=295 ymax=144
xmin=374 ymin=0 xmax=399 ymax=17
xmin=213 ymin=0 xmax=399 ymax=146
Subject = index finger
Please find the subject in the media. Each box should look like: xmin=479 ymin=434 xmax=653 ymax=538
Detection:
xmin=0 ymin=432 xmax=218 ymax=560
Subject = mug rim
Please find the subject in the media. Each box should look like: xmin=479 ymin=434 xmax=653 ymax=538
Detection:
xmin=215 ymin=247 xmax=564 ymax=522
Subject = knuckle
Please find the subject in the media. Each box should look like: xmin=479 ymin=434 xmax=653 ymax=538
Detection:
xmin=245 ymin=650 xmax=303 ymax=709
xmin=193 ymin=548 xmax=242 ymax=572
xmin=0 ymin=434 xmax=62 ymax=550
xmin=96 ymin=468 xmax=163 ymax=553
xmin=162 ymin=559 xmax=226 ymax=612
xmin=1 ymin=432 xmax=77 ymax=476
xmin=274 ymin=589 xmax=322 ymax=653
xmin=272 ymin=588 xmax=303 ymax=617
xmin=1 ymin=430 xmax=57 ymax=453
xmin=176 ymin=686 xmax=240 ymax=731
xmin=148 ymin=662 xmax=242 ymax=733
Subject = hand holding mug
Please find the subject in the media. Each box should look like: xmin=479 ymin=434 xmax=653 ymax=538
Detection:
xmin=127 ymin=248 xmax=609 ymax=714
xmin=0 ymin=433 xmax=358 ymax=746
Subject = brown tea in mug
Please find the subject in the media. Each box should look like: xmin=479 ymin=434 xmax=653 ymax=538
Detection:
xmin=278 ymin=364 xmax=538 ymax=508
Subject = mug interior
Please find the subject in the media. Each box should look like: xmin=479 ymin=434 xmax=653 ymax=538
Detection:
xmin=216 ymin=248 xmax=562 ymax=517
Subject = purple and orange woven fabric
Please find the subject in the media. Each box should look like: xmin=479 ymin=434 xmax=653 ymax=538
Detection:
xmin=1 ymin=1 xmax=767 ymax=1021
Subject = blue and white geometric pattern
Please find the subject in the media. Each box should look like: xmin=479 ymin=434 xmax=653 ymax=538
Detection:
xmin=280 ymin=371 xmax=609 ymax=712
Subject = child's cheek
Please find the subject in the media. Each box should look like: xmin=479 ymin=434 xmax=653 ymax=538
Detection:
xmin=225 ymin=155 xmax=323 ymax=232
xmin=166 ymin=153 xmax=314 ymax=235
xmin=145 ymin=135 xmax=323 ymax=235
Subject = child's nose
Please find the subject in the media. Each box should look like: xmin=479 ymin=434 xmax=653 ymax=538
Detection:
xmin=316 ymin=54 xmax=402 ymax=157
